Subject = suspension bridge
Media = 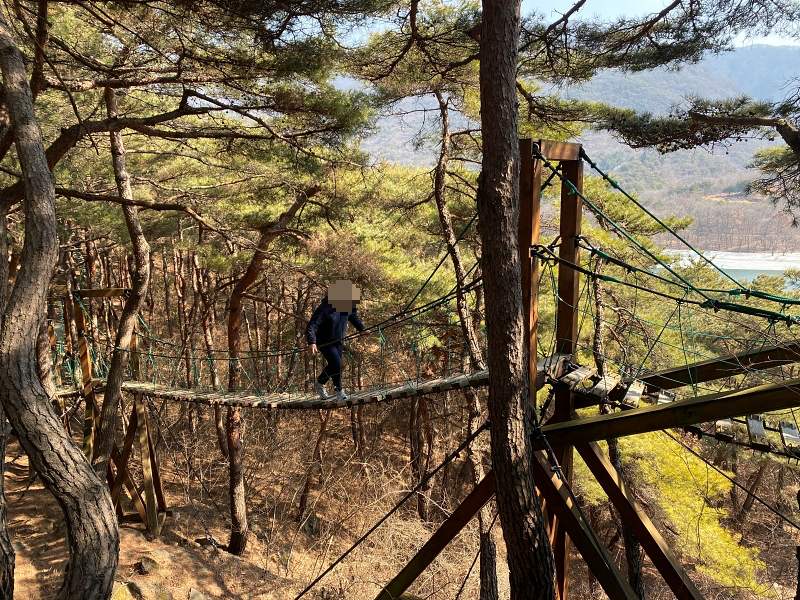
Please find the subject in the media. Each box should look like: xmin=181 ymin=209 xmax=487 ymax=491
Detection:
xmin=49 ymin=138 xmax=800 ymax=600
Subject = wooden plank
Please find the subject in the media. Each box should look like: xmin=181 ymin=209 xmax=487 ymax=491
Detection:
xmin=110 ymin=443 xmax=148 ymax=525
xmin=552 ymin=157 xmax=583 ymax=600
xmin=714 ymin=419 xmax=733 ymax=442
xmin=110 ymin=403 xmax=139 ymax=509
xmin=535 ymin=353 xmax=569 ymax=389
xmin=746 ymin=414 xmax=769 ymax=451
xmin=373 ymin=471 xmax=496 ymax=600
xmin=576 ymin=441 xmax=704 ymax=600
xmin=621 ymin=381 xmax=644 ymax=409
xmin=145 ymin=403 xmax=167 ymax=512
xmin=535 ymin=376 xmax=800 ymax=449
xmin=780 ymin=420 xmax=800 ymax=455
xmin=538 ymin=139 xmax=583 ymax=161
xmin=134 ymin=394 xmax=160 ymax=534
xmin=585 ymin=375 xmax=621 ymax=402
xmin=520 ymin=138 xmax=542 ymax=403
xmin=73 ymin=301 xmax=96 ymax=461
xmin=559 ymin=365 xmax=597 ymax=389
xmin=76 ymin=288 xmax=128 ymax=298
xmin=530 ymin=450 xmax=637 ymax=600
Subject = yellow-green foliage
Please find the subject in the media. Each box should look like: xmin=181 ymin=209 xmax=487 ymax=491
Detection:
xmin=576 ymin=432 xmax=768 ymax=594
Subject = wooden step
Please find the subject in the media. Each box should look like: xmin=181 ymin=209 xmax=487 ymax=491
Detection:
xmin=746 ymin=414 xmax=769 ymax=452
xmin=657 ymin=392 xmax=674 ymax=405
xmin=779 ymin=420 xmax=800 ymax=456
xmin=620 ymin=381 xmax=645 ymax=409
xmin=584 ymin=375 xmax=622 ymax=402
xmin=558 ymin=365 xmax=597 ymax=390
xmin=535 ymin=353 xmax=570 ymax=388
xmin=714 ymin=419 xmax=733 ymax=442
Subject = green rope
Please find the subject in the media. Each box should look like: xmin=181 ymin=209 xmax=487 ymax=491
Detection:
xmin=403 ymin=210 xmax=479 ymax=313
xmin=533 ymin=147 xmax=710 ymax=302
xmin=580 ymin=148 xmax=748 ymax=292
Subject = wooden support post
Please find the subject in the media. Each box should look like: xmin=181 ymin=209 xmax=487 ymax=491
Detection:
xmin=73 ymin=292 xmax=97 ymax=461
xmin=552 ymin=155 xmax=583 ymax=600
xmin=530 ymin=450 xmax=638 ymax=600
xmin=47 ymin=320 xmax=62 ymax=388
xmin=135 ymin=393 xmax=162 ymax=534
xmin=576 ymin=440 xmax=704 ymax=600
xmin=373 ymin=472 xmax=496 ymax=600
xmin=519 ymin=139 xmax=543 ymax=401
xmin=130 ymin=326 xmax=141 ymax=381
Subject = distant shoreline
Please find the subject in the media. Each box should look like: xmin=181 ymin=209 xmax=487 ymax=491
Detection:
xmin=663 ymin=249 xmax=800 ymax=272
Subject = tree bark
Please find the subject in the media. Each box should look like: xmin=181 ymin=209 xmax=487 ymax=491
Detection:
xmin=477 ymin=1 xmax=556 ymax=597
xmin=226 ymin=186 xmax=318 ymax=555
xmin=196 ymin=258 xmax=228 ymax=458
xmin=0 ymin=204 xmax=11 ymax=600
xmin=298 ymin=410 xmax=330 ymax=520
xmin=0 ymin=13 xmax=119 ymax=599
xmin=738 ymin=459 xmax=769 ymax=520
xmin=92 ymin=87 xmax=152 ymax=478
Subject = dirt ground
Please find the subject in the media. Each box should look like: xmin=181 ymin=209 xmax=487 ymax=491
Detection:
xmin=4 ymin=435 xmax=308 ymax=600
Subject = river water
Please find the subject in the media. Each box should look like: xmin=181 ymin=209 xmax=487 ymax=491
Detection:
xmin=663 ymin=250 xmax=800 ymax=282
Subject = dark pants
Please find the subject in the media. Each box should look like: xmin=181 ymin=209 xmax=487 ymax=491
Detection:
xmin=317 ymin=344 xmax=343 ymax=390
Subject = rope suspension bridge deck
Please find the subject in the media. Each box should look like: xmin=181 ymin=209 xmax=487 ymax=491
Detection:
xmin=117 ymin=370 xmax=490 ymax=409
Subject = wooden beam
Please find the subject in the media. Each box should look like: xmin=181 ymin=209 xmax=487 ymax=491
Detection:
xmin=538 ymin=139 xmax=583 ymax=161
xmin=635 ymin=343 xmax=800 ymax=391
xmin=537 ymin=377 xmax=800 ymax=449
xmin=519 ymin=138 xmax=542 ymax=401
xmin=73 ymin=298 xmax=96 ymax=461
xmin=530 ymin=450 xmax=638 ymax=600
xmin=373 ymin=471 xmax=496 ymax=600
xmin=552 ymin=157 xmax=583 ymax=600
xmin=135 ymin=394 xmax=161 ymax=535
xmin=75 ymin=288 xmax=128 ymax=298
xmin=576 ymin=441 xmax=704 ymax=600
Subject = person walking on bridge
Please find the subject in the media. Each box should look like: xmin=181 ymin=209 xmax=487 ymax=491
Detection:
xmin=306 ymin=279 xmax=367 ymax=401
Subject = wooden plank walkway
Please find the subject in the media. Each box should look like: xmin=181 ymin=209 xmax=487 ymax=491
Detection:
xmin=119 ymin=370 xmax=490 ymax=409
xmin=55 ymin=353 xmax=574 ymax=410
xmin=54 ymin=370 xmax=491 ymax=410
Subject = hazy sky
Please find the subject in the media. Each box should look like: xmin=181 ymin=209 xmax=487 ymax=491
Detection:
xmin=522 ymin=0 xmax=798 ymax=46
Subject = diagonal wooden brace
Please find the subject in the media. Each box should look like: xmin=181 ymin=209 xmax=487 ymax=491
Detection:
xmin=530 ymin=450 xmax=638 ymax=600
xmin=576 ymin=440 xmax=704 ymax=600
xmin=373 ymin=471 xmax=496 ymax=600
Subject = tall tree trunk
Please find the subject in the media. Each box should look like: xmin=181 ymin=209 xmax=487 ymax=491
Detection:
xmin=435 ymin=88 xmax=497 ymax=599
xmin=162 ymin=250 xmax=174 ymax=337
xmin=196 ymin=258 xmax=228 ymax=459
xmin=0 ymin=191 xmax=12 ymax=599
xmin=298 ymin=410 xmax=330 ymax=520
xmin=92 ymin=87 xmax=152 ymax=478
xmin=0 ymin=15 xmax=119 ymax=598
xmin=738 ymin=459 xmax=769 ymax=520
xmin=433 ymin=90 xmax=484 ymax=369
xmin=477 ymin=2 xmax=556 ymax=597
xmin=226 ymin=186 xmax=317 ymax=555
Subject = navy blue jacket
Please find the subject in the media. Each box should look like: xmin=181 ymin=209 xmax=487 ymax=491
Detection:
xmin=306 ymin=296 xmax=365 ymax=348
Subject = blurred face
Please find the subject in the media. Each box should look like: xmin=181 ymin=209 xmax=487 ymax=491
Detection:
xmin=327 ymin=279 xmax=361 ymax=313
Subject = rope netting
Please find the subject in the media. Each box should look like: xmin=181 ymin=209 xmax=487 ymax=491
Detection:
xmin=50 ymin=281 xmax=487 ymax=400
